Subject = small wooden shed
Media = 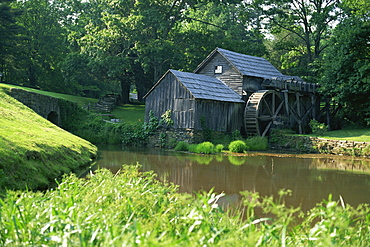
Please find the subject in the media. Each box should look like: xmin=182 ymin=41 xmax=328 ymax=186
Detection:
xmin=144 ymin=69 xmax=244 ymax=132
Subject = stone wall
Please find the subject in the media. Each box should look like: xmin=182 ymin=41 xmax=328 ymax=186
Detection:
xmin=150 ymin=128 xmax=370 ymax=157
xmin=148 ymin=128 xmax=227 ymax=148
xmin=8 ymin=88 xmax=62 ymax=126
xmin=271 ymin=135 xmax=370 ymax=157
xmin=148 ymin=128 xmax=204 ymax=148
xmin=309 ymin=137 xmax=370 ymax=156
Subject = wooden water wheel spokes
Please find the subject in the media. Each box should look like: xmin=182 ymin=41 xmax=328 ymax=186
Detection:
xmin=244 ymin=90 xmax=286 ymax=137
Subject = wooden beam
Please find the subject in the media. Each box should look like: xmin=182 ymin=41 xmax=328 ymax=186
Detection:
xmin=325 ymin=98 xmax=331 ymax=131
xmin=296 ymin=93 xmax=302 ymax=134
xmin=311 ymin=95 xmax=316 ymax=120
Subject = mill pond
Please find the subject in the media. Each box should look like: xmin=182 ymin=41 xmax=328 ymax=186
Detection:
xmin=95 ymin=145 xmax=370 ymax=212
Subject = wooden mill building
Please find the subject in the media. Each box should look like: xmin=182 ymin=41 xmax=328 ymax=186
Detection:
xmin=144 ymin=48 xmax=320 ymax=137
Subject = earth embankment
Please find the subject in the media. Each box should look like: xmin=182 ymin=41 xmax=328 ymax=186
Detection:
xmin=0 ymin=84 xmax=97 ymax=192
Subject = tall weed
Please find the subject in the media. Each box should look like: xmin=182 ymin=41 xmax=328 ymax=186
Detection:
xmin=245 ymin=136 xmax=268 ymax=151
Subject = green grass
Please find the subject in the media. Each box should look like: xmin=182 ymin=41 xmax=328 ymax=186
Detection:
xmin=0 ymin=84 xmax=97 ymax=191
xmin=0 ymin=83 xmax=145 ymax=124
xmin=0 ymin=165 xmax=369 ymax=246
xmin=0 ymin=83 xmax=98 ymax=106
xmin=111 ymin=104 xmax=145 ymax=123
xmin=317 ymin=129 xmax=370 ymax=142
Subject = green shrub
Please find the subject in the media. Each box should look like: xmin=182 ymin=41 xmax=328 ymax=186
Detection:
xmin=231 ymin=130 xmax=243 ymax=140
xmin=228 ymin=140 xmax=248 ymax=153
xmin=245 ymin=136 xmax=268 ymax=151
xmin=188 ymin=144 xmax=198 ymax=153
xmin=361 ymin=144 xmax=370 ymax=156
xmin=159 ymin=109 xmax=174 ymax=127
xmin=174 ymin=141 xmax=189 ymax=151
xmin=215 ymin=144 xmax=224 ymax=153
xmin=309 ymin=119 xmax=328 ymax=136
xmin=167 ymin=138 xmax=178 ymax=149
xmin=196 ymin=142 xmax=215 ymax=154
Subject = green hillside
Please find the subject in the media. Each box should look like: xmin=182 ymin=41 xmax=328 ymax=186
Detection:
xmin=0 ymin=84 xmax=97 ymax=192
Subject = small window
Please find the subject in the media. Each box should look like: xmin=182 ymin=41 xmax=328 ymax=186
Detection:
xmin=214 ymin=65 xmax=223 ymax=74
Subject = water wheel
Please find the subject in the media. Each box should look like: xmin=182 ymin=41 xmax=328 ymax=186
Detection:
xmin=244 ymin=90 xmax=286 ymax=137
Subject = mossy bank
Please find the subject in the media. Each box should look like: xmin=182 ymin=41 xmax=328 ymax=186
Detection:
xmin=0 ymin=84 xmax=97 ymax=192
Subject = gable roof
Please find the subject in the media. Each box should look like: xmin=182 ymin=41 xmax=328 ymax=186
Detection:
xmin=144 ymin=69 xmax=244 ymax=103
xmin=194 ymin=47 xmax=288 ymax=80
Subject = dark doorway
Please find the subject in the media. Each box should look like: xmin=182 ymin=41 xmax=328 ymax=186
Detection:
xmin=47 ymin=111 xmax=59 ymax=125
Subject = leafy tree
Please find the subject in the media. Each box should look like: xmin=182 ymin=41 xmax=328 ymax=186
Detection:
xmin=319 ymin=17 xmax=370 ymax=125
xmin=0 ymin=0 xmax=23 ymax=82
xmin=59 ymin=53 xmax=111 ymax=97
xmin=175 ymin=1 xmax=267 ymax=70
xmin=261 ymin=0 xmax=340 ymax=81
xmin=9 ymin=0 xmax=68 ymax=91
xmin=342 ymin=0 xmax=370 ymax=17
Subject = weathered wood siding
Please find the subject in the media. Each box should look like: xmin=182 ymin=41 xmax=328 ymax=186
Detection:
xmin=194 ymin=100 xmax=244 ymax=132
xmin=196 ymin=53 xmax=244 ymax=96
xmin=243 ymin=76 xmax=263 ymax=94
xmin=145 ymin=73 xmax=196 ymax=129
xmin=146 ymin=71 xmax=244 ymax=132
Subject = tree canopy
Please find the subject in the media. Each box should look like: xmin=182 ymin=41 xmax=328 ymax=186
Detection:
xmin=1 ymin=0 xmax=370 ymax=125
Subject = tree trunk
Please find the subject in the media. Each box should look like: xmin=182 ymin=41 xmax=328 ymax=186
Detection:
xmin=27 ymin=65 xmax=38 ymax=88
xmin=120 ymin=77 xmax=131 ymax=104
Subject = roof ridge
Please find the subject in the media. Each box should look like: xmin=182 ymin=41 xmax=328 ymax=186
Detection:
xmin=170 ymin=69 xmax=243 ymax=103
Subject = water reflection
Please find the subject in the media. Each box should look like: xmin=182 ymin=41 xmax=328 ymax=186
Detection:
xmin=95 ymin=146 xmax=370 ymax=211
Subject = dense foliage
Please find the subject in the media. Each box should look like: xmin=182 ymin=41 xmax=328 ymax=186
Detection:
xmin=319 ymin=17 xmax=370 ymax=125
xmin=0 ymin=0 xmax=369 ymax=124
xmin=0 ymin=165 xmax=369 ymax=246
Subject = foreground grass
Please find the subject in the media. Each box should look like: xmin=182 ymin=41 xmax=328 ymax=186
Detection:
xmin=0 ymin=165 xmax=369 ymax=246
xmin=0 ymin=85 xmax=97 ymax=192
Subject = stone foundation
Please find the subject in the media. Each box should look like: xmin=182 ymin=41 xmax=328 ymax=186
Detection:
xmin=148 ymin=128 xmax=227 ymax=148
xmin=271 ymin=135 xmax=370 ymax=157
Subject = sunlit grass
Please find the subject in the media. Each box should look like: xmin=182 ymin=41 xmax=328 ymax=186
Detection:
xmin=318 ymin=129 xmax=370 ymax=142
xmin=110 ymin=104 xmax=145 ymax=123
xmin=0 ymin=165 xmax=369 ymax=246
xmin=0 ymin=85 xmax=97 ymax=191
xmin=0 ymin=83 xmax=98 ymax=106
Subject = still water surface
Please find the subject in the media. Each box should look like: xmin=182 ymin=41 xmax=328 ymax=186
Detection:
xmin=95 ymin=145 xmax=370 ymax=211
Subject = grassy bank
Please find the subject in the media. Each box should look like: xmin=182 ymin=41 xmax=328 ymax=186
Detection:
xmin=0 ymin=83 xmax=98 ymax=107
xmin=0 ymin=165 xmax=368 ymax=246
xmin=314 ymin=128 xmax=370 ymax=142
xmin=0 ymin=84 xmax=97 ymax=192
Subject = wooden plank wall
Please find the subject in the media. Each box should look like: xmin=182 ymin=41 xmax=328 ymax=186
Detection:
xmin=146 ymin=71 xmax=245 ymax=132
xmin=145 ymin=72 xmax=196 ymax=129
xmin=194 ymin=100 xmax=244 ymax=132
xmin=196 ymin=53 xmax=244 ymax=96
xmin=243 ymin=76 xmax=264 ymax=94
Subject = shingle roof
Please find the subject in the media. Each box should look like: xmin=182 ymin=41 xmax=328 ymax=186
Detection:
xmin=195 ymin=48 xmax=296 ymax=80
xmin=217 ymin=48 xmax=286 ymax=79
xmin=170 ymin=70 xmax=244 ymax=103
